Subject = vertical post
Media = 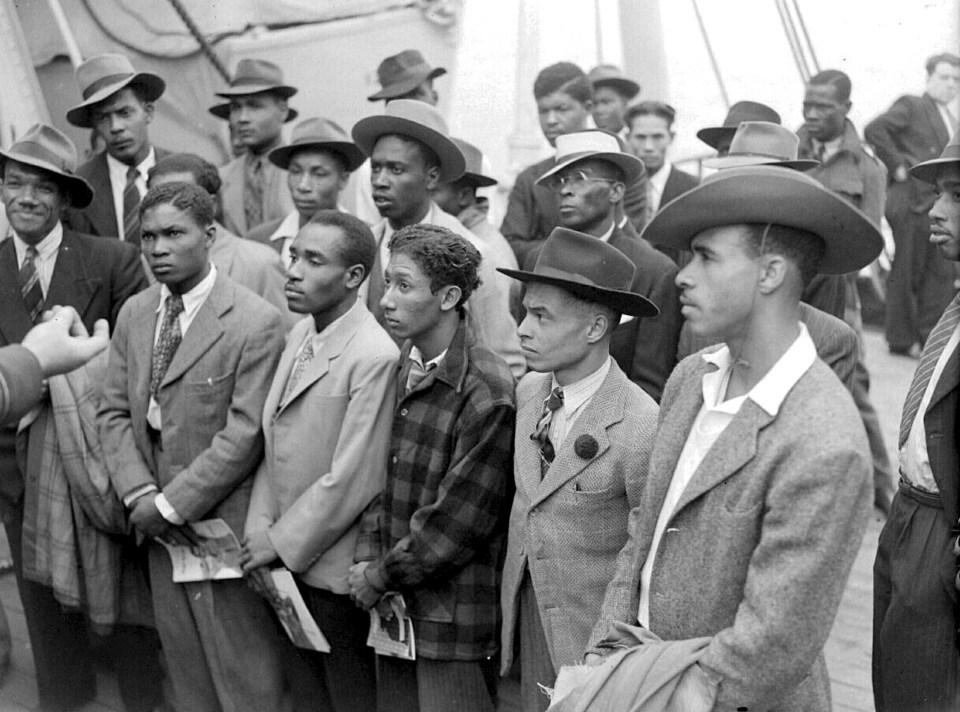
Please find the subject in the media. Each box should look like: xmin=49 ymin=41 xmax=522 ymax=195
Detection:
xmin=506 ymin=0 xmax=545 ymax=177
xmin=45 ymin=0 xmax=83 ymax=68
xmin=618 ymin=0 xmax=670 ymax=102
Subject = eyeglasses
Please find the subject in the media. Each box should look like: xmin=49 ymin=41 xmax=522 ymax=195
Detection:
xmin=545 ymin=169 xmax=618 ymax=192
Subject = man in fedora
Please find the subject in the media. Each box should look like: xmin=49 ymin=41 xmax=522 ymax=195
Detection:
xmin=247 ymin=117 xmax=365 ymax=271
xmin=214 ymin=58 xmax=298 ymax=236
xmin=64 ymin=53 xmax=168 ymax=244
xmin=873 ymin=134 xmax=960 ymax=711
xmin=431 ymin=136 xmax=521 ymax=315
xmin=498 ymin=227 xmax=660 ymax=711
xmin=0 ymin=124 xmax=148 ymax=711
xmin=351 ymin=99 xmax=525 ymax=377
xmin=585 ymin=165 xmax=881 ymax=711
xmin=588 ymin=64 xmax=641 ymax=138
xmin=531 ymin=129 xmax=680 ymax=402
xmin=696 ymin=99 xmax=782 ymax=156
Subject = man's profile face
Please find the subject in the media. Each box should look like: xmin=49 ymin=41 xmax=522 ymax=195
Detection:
xmin=2 ymin=160 xmax=68 ymax=245
xmin=229 ymin=93 xmax=287 ymax=151
xmin=537 ymin=91 xmax=591 ymax=147
xmin=284 ymin=223 xmax=354 ymax=316
xmin=927 ymin=61 xmax=960 ymax=105
xmin=140 ymin=202 xmax=214 ymax=294
xmin=287 ymin=149 xmax=348 ymax=219
xmin=552 ymin=159 xmax=619 ymax=234
xmin=370 ymin=136 xmax=436 ymax=226
xmin=517 ymin=282 xmax=595 ymax=375
xmin=90 ymin=87 xmax=154 ymax=166
xmin=628 ymin=114 xmax=674 ymax=174
xmin=379 ymin=250 xmax=447 ymax=342
xmin=929 ymin=167 xmax=960 ymax=262
xmin=802 ymin=83 xmax=849 ymax=143
xmin=591 ymin=86 xmax=629 ymax=134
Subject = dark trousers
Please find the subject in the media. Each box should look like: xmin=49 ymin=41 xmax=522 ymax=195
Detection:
xmin=873 ymin=481 xmax=960 ymax=710
xmin=518 ymin=572 xmax=555 ymax=712
xmin=378 ymin=655 xmax=498 ymax=712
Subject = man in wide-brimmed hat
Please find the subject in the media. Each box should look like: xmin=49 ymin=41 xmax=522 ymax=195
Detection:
xmin=584 ymin=165 xmax=881 ymax=712
xmin=65 ymin=53 xmax=168 ymax=244
xmin=213 ymin=58 xmax=299 ymax=236
xmin=873 ymin=133 xmax=960 ymax=711
xmin=368 ymin=48 xmax=446 ymax=105
xmin=588 ymin=64 xmax=641 ymax=137
xmin=498 ymin=227 xmax=660 ymax=711
xmin=0 ymin=123 xmax=149 ymax=711
xmin=352 ymin=99 xmax=525 ymax=377
xmin=532 ymin=129 xmax=680 ymax=403
xmin=696 ymin=99 xmax=782 ymax=156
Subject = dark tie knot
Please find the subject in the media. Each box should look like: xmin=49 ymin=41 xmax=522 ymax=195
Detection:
xmin=546 ymin=387 xmax=564 ymax=411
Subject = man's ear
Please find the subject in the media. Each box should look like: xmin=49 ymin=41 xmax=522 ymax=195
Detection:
xmin=608 ymin=181 xmax=625 ymax=205
xmin=424 ymin=164 xmax=441 ymax=191
xmin=456 ymin=185 xmax=475 ymax=211
xmin=757 ymin=254 xmax=788 ymax=294
xmin=144 ymin=102 xmax=156 ymax=124
xmin=203 ymin=222 xmax=217 ymax=249
xmin=438 ymin=284 xmax=463 ymax=312
xmin=344 ymin=263 xmax=367 ymax=290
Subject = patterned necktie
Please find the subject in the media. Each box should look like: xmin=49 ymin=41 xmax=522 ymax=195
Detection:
xmin=244 ymin=155 xmax=264 ymax=230
xmin=899 ymin=293 xmax=960 ymax=447
xmin=533 ymin=387 xmax=564 ymax=470
xmin=406 ymin=359 xmax=437 ymax=393
xmin=281 ymin=338 xmax=315 ymax=405
xmin=123 ymin=165 xmax=141 ymax=245
xmin=19 ymin=246 xmax=45 ymax=324
xmin=150 ymin=294 xmax=185 ymax=399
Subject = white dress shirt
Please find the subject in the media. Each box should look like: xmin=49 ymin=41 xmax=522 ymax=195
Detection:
xmin=646 ymin=163 xmax=673 ymax=215
xmin=267 ymin=210 xmax=301 ymax=271
xmin=107 ymin=147 xmax=156 ymax=239
xmin=638 ymin=323 xmax=816 ymax=628
xmin=547 ymin=357 xmax=611 ymax=448
xmin=13 ymin=223 xmax=63 ymax=296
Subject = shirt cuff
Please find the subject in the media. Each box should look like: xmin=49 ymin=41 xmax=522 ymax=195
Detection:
xmin=155 ymin=493 xmax=185 ymax=525
xmin=123 ymin=483 xmax=159 ymax=509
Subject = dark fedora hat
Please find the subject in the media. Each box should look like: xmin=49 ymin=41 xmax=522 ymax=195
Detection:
xmin=367 ymin=49 xmax=446 ymax=102
xmin=214 ymin=59 xmax=298 ymax=100
xmin=498 ymin=227 xmax=658 ymax=317
xmin=909 ymin=132 xmax=960 ymax=184
xmin=0 ymin=124 xmax=94 ymax=208
xmin=66 ymin=53 xmax=165 ymax=129
xmin=588 ymin=64 xmax=640 ymax=99
xmin=209 ymin=101 xmax=298 ymax=123
xmin=449 ymin=137 xmax=496 ymax=187
xmin=537 ymin=129 xmax=645 ymax=186
xmin=703 ymin=122 xmax=819 ymax=171
xmin=696 ymin=101 xmax=782 ymax=150
xmin=268 ymin=117 xmax=366 ymax=173
xmin=642 ymin=165 xmax=882 ymax=275
xmin=352 ymin=99 xmax=465 ymax=182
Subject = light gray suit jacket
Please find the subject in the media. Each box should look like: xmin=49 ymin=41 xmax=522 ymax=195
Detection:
xmin=501 ymin=362 xmax=658 ymax=674
xmin=245 ymin=301 xmax=399 ymax=594
xmin=588 ymin=351 xmax=871 ymax=712
xmin=99 ymin=273 xmax=284 ymax=535
xmin=219 ymin=155 xmax=294 ymax=237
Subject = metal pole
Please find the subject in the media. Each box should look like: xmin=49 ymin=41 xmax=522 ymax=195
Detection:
xmin=774 ymin=0 xmax=810 ymax=84
xmin=45 ymin=0 xmax=83 ymax=67
xmin=791 ymin=0 xmax=821 ymax=74
xmin=690 ymin=0 xmax=729 ymax=108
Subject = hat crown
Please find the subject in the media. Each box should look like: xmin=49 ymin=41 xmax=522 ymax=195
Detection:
xmin=8 ymin=123 xmax=79 ymax=174
xmin=533 ymin=227 xmax=635 ymax=293
xmin=290 ymin=117 xmax=349 ymax=145
xmin=450 ymin=137 xmax=485 ymax=176
xmin=588 ymin=64 xmax=626 ymax=83
xmin=381 ymin=99 xmax=450 ymax=137
xmin=555 ymin=130 xmax=624 ymax=161
xmin=231 ymin=58 xmax=285 ymax=87
xmin=377 ymin=49 xmax=431 ymax=86
xmin=75 ymin=53 xmax=138 ymax=99
xmin=723 ymin=101 xmax=781 ymax=128
xmin=726 ymin=122 xmax=800 ymax=161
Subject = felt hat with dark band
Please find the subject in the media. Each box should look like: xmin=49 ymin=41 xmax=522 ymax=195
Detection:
xmin=498 ymin=227 xmax=659 ymax=317
xmin=0 ymin=124 xmax=93 ymax=208
xmin=642 ymin=165 xmax=882 ymax=275
xmin=352 ymin=99 xmax=466 ymax=182
xmin=696 ymin=100 xmax=781 ymax=150
xmin=449 ymin=137 xmax=496 ymax=187
xmin=909 ymin=133 xmax=960 ymax=184
xmin=367 ymin=49 xmax=446 ymax=102
xmin=268 ymin=117 xmax=366 ymax=172
xmin=66 ymin=53 xmax=165 ymax=129
xmin=537 ymin=130 xmax=645 ymax=185
xmin=588 ymin=64 xmax=640 ymax=99
xmin=703 ymin=122 xmax=819 ymax=171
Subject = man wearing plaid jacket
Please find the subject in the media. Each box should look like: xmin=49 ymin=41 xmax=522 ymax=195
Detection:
xmin=349 ymin=224 xmax=516 ymax=712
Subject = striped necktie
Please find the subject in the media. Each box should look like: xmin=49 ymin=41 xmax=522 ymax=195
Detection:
xmin=19 ymin=246 xmax=45 ymax=324
xmin=123 ymin=165 xmax=141 ymax=245
xmin=533 ymin=386 xmax=564 ymax=471
xmin=150 ymin=295 xmax=185 ymax=399
xmin=244 ymin=155 xmax=264 ymax=231
xmin=899 ymin=293 xmax=960 ymax=447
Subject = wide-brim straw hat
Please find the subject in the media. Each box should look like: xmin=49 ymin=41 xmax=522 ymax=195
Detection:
xmin=588 ymin=64 xmax=640 ymax=99
xmin=642 ymin=165 xmax=883 ymax=275
xmin=697 ymin=100 xmax=782 ymax=150
xmin=0 ymin=124 xmax=93 ymax=208
xmin=208 ymin=101 xmax=298 ymax=123
xmin=367 ymin=49 xmax=446 ymax=102
xmin=449 ymin=137 xmax=496 ymax=187
xmin=352 ymin=99 xmax=465 ymax=182
xmin=66 ymin=53 xmax=165 ymax=129
xmin=498 ymin=227 xmax=658 ymax=317
xmin=537 ymin=130 xmax=645 ymax=185
xmin=703 ymin=122 xmax=819 ymax=171
xmin=268 ymin=117 xmax=366 ymax=172
xmin=909 ymin=133 xmax=960 ymax=184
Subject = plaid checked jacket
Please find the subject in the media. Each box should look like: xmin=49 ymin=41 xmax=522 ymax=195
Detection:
xmin=356 ymin=319 xmax=516 ymax=661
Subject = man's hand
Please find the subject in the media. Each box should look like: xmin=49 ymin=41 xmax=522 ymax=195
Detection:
xmin=21 ymin=306 xmax=109 ymax=377
xmin=240 ymin=530 xmax=279 ymax=573
xmin=348 ymin=561 xmax=383 ymax=610
xmin=246 ymin=566 xmax=279 ymax=601
xmin=129 ymin=494 xmax=171 ymax=539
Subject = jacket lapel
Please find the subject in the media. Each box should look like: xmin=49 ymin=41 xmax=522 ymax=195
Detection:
xmin=924 ymin=94 xmax=951 ymax=149
xmin=926 ymin=346 xmax=960 ymax=418
xmin=160 ymin=275 xmax=228 ymax=387
xmin=87 ymin=155 xmax=119 ymax=237
xmin=366 ymin=222 xmax=387 ymax=316
xmin=515 ymin=375 xmax=553 ymax=503
xmin=44 ymin=232 xmax=98 ymax=322
xmin=0 ymin=240 xmax=33 ymax=345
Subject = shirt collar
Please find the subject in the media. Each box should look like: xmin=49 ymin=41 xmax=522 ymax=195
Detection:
xmin=550 ymin=356 xmax=611 ymax=414
xmin=271 ymin=210 xmax=301 ymax=242
xmin=383 ymin=202 xmax=438 ymax=242
xmin=597 ymin=222 xmax=616 ymax=243
xmin=648 ymin=162 xmax=672 ymax=194
xmin=107 ymin=146 xmax=156 ymax=182
xmin=13 ymin=221 xmax=63 ymax=261
xmin=700 ymin=322 xmax=816 ymax=416
xmin=457 ymin=204 xmax=486 ymax=231
xmin=409 ymin=345 xmax=447 ymax=371
xmin=158 ymin=263 xmax=218 ymax=315
xmin=308 ymin=297 xmax=360 ymax=341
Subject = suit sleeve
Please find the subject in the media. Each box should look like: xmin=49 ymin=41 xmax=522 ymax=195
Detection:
xmin=109 ymin=243 xmax=150 ymax=327
xmin=501 ymin=169 xmax=540 ymax=263
xmin=629 ymin=263 xmax=681 ymax=402
xmin=864 ymin=96 xmax=913 ymax=174
xmin=0 ymin=345 xmax=44 ymax=426
xmin=266 ymin=352 xmax=397 ymax=571
xmin=823 ymin=322 xmax=859 ymax=393
xmin=162 ymin=309 xmax=284 ymax=521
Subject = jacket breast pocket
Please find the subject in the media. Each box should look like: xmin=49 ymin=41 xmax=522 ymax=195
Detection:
xmin=185 ymin=372 xmax=235 ymax=397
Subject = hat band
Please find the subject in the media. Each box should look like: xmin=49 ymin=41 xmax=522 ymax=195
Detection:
xmin=231 ymin=76 xmax=281 ymax=88
xmin=535 ymin=264 xmax=629 ymax=292
xmin=727 ymin=150 xmax=796 ymax=161
xmin=82 ymin=73 xmax=134 ymax=100
xmin=8 ymin=140 xmax=71 ymax=174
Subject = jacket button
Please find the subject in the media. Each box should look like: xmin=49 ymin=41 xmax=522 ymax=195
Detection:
xmin=400 ymin=408 xmax=408 ymax=416
xmin=392 ymin=456 xmax=398 ymax=464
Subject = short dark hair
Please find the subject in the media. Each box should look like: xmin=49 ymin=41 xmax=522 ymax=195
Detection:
xmin=304 ymin=210 xmax=377 ymax=283
xmin=149 ymin=153 xmax=222 ymax=196
xmin=808 ymin=69 xmax=852 ymax=103
xmin=559 ymin=289 xmax=621 ymax=339
xmin=624 ymin=101 xmax=677 ymax=132
xmin=378 ymin=133 xmax=441 ymax=172
xmin=140 ymin=182 xmax=215 ymax=227
xmin=533 ymin=62 xmax=593 ymax=104
xmin=387 ymin=224 xmax=482 ymax=310
xmin=926 ymin=52 xmax=960 ymax=75
xmin=740 ymin=223 xmax=825 ymax=288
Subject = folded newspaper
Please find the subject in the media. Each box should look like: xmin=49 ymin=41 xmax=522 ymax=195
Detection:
xmin=266 ymin=569 xmax=331 ymax=652
xmin=367 ymin=593 xmax=416 ymax=660
xmin=159 ymin=518 xmax=243 ymax=582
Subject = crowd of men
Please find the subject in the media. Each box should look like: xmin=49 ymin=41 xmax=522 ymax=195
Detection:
xmin=0 ymin=44 xmax=957 ymax=712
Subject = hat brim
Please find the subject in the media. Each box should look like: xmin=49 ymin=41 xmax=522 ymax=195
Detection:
xmin=208 ymin=102 xmax=298 ymax=123
xmin=367 ymin=67 xmax=447 ymax=102
xmin=351 ymin=114 xmax=465 ymax=182
xmin=908 ymin=156 xmax=960 ymax=184
xmin=215 ymin=84 xmax=298 ymax=100
xmin=537 ymin=150 xmax=645 ymax=185
xmin=497 ymin=267 xmax=658 ymax=317
xmin=268 ymin=140 xmax=366 ymax=173
xmin=461 ymin=171 xmax=497 ymax=188
xmin=702 ymin=154 xmax=820 ymax=172
xmin=642 ymin=166 xmax=883 ymax=275
xmin=66 ymin=73 xmax=166 ymax=128
xmin=592 ymin=77 xmax=640 ymax=99
xmin=696 ymin=126 xmax=737 ymax=150
xmin=0 ymin=149 xmax=93 ymax=208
